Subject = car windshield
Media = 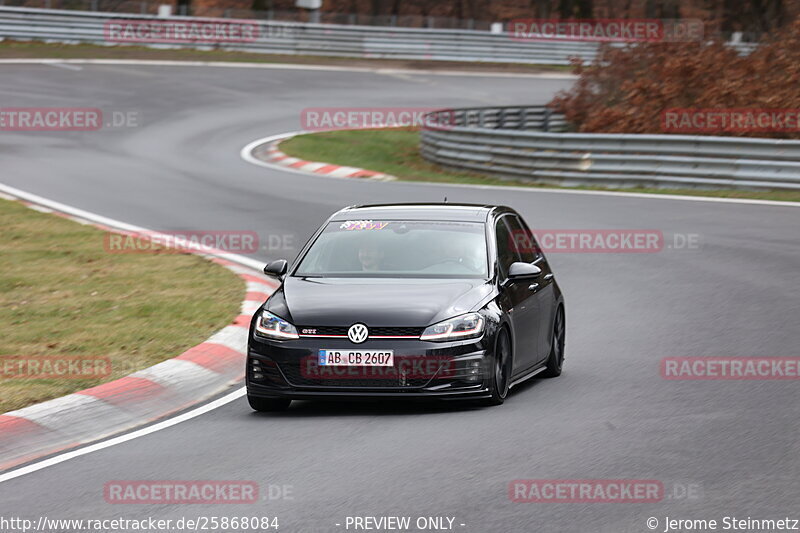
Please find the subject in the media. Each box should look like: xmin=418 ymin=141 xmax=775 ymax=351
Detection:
xmin=294 ymin=219 xmax=488 ymax=278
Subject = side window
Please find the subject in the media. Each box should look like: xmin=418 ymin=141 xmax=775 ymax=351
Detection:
xmin=495 ymin=217 xmax=520 ymax=278
xmin=505 ymin=215 xmax=540 ymax=263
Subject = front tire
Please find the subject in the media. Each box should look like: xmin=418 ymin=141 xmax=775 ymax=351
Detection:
xmin=482 ymin=328 xmax=512 ymax=406
xmin=541 ymin=306 xmax=565 ymax=378
xmin=248 ymin=395 xmax=291 ymax=412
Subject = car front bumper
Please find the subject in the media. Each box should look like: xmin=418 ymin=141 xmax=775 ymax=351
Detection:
xmin=246 ymin=334 xmax=493 ymax=401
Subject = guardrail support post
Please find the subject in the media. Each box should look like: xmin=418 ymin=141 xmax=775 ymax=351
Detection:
xmin=543 ymin=107 xmax=551 ymax=132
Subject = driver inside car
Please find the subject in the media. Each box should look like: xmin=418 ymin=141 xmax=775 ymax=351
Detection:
xmin=357 ymin=239 xmax=385 ymax=272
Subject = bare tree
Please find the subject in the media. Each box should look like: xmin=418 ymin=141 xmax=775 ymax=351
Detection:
xmin=719 ymin=0 xmax=785 ymax=35
xmin=559 ymin=0 xmax=593 ymax=17
xmin=644 ymin=0 xmax=681 ymax=18
xmin=529 ymin=0 xmax=552 ymax=18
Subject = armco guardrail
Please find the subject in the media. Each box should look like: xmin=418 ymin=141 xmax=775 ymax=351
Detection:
xmin=0 ymin=6 xmax=757 ymax=65
xmin=444 ymin=106 xmax=570 ymax=132
xmin=421 ymin=106 xmax=800 ymax=190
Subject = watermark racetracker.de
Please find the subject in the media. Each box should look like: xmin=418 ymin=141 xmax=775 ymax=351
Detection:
xmin=509 ymin=229 xmax=701 ymax=254
xmin=102 ymin=230 xmax=296 ymax=255
xmin=103 ymin=481 xmax=294 ymax=504
xmin=103 ymin=19 xmax=289 ymax=43
xmin=509 ymin=18 xmax=703 ymax=42
xmin=0 ymin=108 xmax=139 ymax=131
xmin=300 ymin=355 xmax=471 ymax=381
xmin=509 ymin=479 xmax=703 ymax=503
xmin=0 ymin=356 xmax=112 ymax=380
xmin=661 ymin=357 xmax=800 ymax=380
xmin=103 ymin=231 xmax=260 ymax=255
xmin=662 ymin=108 xmax=800 ymax=134
xmin=300 ymin=107 xmax=455 ymax=131
xmin=104 ymin=481 xmax=258 ymax=504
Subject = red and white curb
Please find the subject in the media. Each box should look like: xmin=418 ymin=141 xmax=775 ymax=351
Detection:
xmin=0 ymin=184 xmax=277 ymax=472
xmin=242 ymin=131 xmax=396 ymax=181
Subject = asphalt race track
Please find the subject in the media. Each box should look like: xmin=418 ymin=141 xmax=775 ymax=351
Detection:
xmin=1 ymin=63 xmax=799 ymax=533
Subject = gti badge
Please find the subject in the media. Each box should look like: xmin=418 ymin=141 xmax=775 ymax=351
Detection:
xmin=347 ymin=323 xmax=369 ymax=344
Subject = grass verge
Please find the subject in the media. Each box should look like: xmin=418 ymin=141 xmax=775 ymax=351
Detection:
xmin=280 ymin=129 xmax=800 ymax=203
xmin=0 ymin=40 xmax=572 ymax=74
xmin=0 ymin=198 xmax=244 ymax=413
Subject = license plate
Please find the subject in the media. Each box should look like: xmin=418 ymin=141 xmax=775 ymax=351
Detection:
xmin=318 ymin=350 xmax=394 ymax=367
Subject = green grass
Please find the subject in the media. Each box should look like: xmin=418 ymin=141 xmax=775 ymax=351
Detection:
xmin=280 ymin=129 xmax=800 ymax=203
xmin=0 ymin=198 xmax=244 ymax=413
xmin=0 ymin=40 xmax=571 ymax=73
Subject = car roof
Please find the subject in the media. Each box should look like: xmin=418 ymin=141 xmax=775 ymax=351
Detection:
xmin=330 ymin=203 xmax=512 ymax=222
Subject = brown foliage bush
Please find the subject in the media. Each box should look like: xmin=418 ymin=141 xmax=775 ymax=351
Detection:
xmin=549 ymin=17 xmax=800 ymax=138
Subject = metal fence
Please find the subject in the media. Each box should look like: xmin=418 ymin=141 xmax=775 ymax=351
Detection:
xmin=421 ymin=107 xmax=800 ymax=191
xmin=0 ymin=6 xmax=757 ymax=65
xmin=0 ymin=0 xmax=505 ymax=29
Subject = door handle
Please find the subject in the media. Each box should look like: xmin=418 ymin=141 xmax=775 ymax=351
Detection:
xmin=528 ymin=283 xmax=539 ymax=291
xmin=543 ymin=273 xmax=554 ymax=281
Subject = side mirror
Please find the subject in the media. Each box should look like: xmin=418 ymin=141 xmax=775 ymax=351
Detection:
xmin=263 ymin=259 xmax=288 ymax=279
xmin=506 ymin=262 xmax=542 ymax=282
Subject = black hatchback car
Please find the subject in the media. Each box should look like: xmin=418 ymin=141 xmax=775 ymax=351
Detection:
xmin=246 ymin=204 xmax=565 ymax=411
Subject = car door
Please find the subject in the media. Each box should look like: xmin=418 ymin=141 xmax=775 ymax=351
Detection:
xmin=494 ymin=215 xmax=540 ymax=374
xmin=508 ymin=214 xmax=556 ymax=365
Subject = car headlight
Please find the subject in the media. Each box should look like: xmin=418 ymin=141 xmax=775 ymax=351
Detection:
xmin=420 ymin=312 xmax=485 ymax=342
xmin=255 ymin=310 xmax=299 ymax=340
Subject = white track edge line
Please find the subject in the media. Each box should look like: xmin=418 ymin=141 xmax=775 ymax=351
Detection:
xmin=0 ymin=183 xmax=267 ymax=270
xmin=0 ymin=184 xmax=264 ymax=482
xmin=240 ymin=133 xmax=800 ymax=208
xmin=0 ymin=58 xmax=577 ymax=79
xmin=0 ymin=388 xmax=246 ymax=484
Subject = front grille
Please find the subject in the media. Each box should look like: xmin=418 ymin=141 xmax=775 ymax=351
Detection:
xmin=278 ymin=358 xmax=437 ymax=388
xmin=298 ymin=326 xmax=423 ymax=337
xmin=371 ymin=326 xmax=424 ymax=337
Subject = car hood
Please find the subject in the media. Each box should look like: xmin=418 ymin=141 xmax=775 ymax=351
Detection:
xmin=268 ymin=276 xmax=494 ymax=328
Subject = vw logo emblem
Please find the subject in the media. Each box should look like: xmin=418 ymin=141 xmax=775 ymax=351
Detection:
xmin=347 ymin=323 xmax=369 ymax=344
